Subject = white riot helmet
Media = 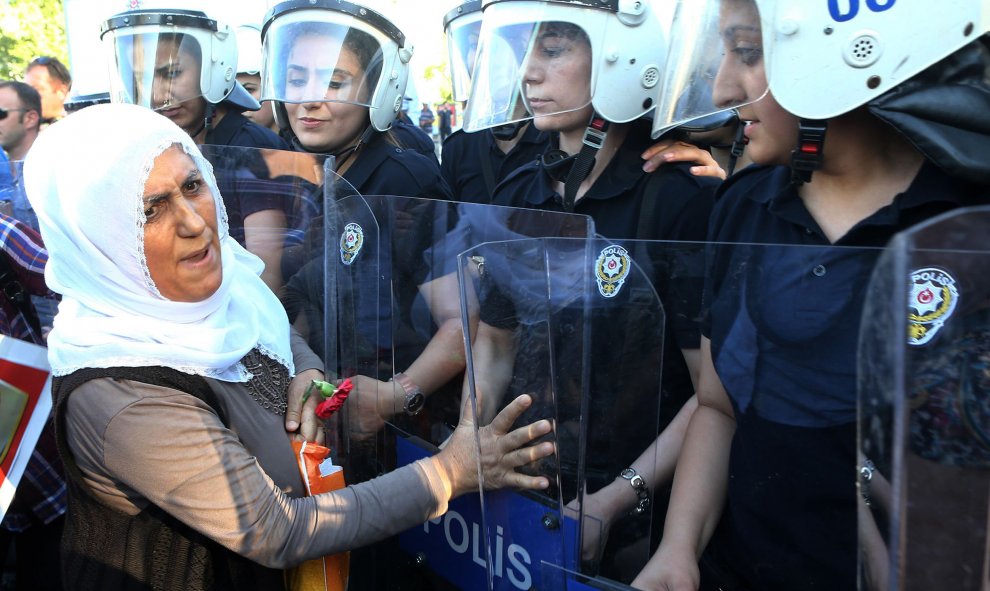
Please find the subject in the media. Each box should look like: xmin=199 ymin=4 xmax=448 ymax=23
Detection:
xmin=237 ymin=24 xmax=263 ymax=76
xmin=462 ymin=0 xmax=673 ymax=132
xmin=444 ymin=1 xmax=484 ymax=103
xmin=101 ymin=8 xmax=241 ymax=109
xmin=651 ymin=0 xmax=990 ymax=138
xmin=260 ymin=0 xmax=413 ymax=135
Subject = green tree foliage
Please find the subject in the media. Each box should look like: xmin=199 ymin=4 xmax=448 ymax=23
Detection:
xmin=423 ymin=62 xmax=452 ymax=104
xmin=0 ymin=0 xmax=69 ymax=81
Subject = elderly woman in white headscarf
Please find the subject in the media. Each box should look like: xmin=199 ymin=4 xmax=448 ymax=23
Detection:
xmin=24 ymin=103 xmax=552 ymax=590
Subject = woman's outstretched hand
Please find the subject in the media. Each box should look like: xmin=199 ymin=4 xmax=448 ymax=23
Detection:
xmin=435 ymin=394 xmax=554 ymax=497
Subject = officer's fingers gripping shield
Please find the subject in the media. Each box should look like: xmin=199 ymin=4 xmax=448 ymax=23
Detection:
xmin=650 ymin=0 xmax=768 ymax=139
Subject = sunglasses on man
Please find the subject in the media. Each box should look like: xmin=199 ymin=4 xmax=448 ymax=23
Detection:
xmin=0 ymin=108 xmax=29 ymax=121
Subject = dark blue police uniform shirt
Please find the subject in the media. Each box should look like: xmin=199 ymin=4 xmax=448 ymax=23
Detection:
xmin=491 ymin=120 xmax=714 ymax=244
xmin=704 ymin=162 xmax=985 ymax=426
xmin=391 ymin=119 xmax=438 ymax=163
xmin=341 ymin=133 xmax=451 ymax=200
xmin=282 ymin=131 xmax=451 ymax=360
xmin=701 ymin=161 xmax=986 ymax=591
xmin=440 ymin=123 xmax=549 ymax=204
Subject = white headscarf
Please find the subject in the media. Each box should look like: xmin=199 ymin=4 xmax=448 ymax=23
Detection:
xmin=24 ymin=103 xmax=294 ymax=381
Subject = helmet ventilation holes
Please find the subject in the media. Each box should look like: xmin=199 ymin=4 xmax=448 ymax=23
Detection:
xmin=844 ymin=33 xmax=882 ymax=68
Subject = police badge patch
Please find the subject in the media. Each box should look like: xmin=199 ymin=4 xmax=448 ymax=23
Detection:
xmin=339 ymin=222 xmax=364 ymax=266
xmin=908 ymin=267 xmax=959 ymax=346
xmin=596 ymin=245 xmax=630 ymax=298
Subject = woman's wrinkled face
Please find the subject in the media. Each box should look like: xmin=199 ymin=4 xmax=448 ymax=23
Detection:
xmin=142 ymin=146 xmax=222 ymax=302
xmin=711 ymin=0 xmax=798 ymax=166
xmin=150 ymin=39 xmax=208 ymax=135
xmin=285 ymin=33 xmax=370 ymax=153
xmin=522 ymin=22 xmax=593 ymax=133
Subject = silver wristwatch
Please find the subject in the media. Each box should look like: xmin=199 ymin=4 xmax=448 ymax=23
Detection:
xmin=392 ymin=372 xmax=425 ymax=416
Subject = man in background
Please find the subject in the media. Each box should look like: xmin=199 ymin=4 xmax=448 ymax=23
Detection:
xmin=418 ymin=101 xmax=435 ymax=136
xmin=438 ymin=103 xmax=452 ymax=142
xmin=23 ymin=57 xmax=71 ymax=125
xmin=0 ymin=81 xmax=41 ymax=230
xmin=0 ymin=82 xmax=40 ymax=163
xmin=0 ymin=80 xmax=41 ymax=230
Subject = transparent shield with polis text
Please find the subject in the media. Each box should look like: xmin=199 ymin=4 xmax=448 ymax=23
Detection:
xmin=858 ymin=206 xmax=990 ymax=591
xmin=459 ymin=237 xmax=666 ymax=591
xmin=574 ymin=239 xmax=706 ymax=586
xmin=328 ymin=195 xmax=594 ymax=589
xmin=198 ymin=145 xmax=361 ymax=476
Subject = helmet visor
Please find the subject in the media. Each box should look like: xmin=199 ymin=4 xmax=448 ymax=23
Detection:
xmin=463 ymin=3 xmax=606 ymax=133
xmin=651 ymin=0 xmax=768 ymax=138
xmin=261 ymin=11 xmax=385 ymax=108
xmin=237 ymin=25 xmax=263 ymax=75
xmin=104 ymin=29 xmax=207 ymax=111
xmin=446 ymin=10 xmax=483 ymax=103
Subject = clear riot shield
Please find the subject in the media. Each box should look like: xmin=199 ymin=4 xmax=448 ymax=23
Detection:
xmin=197 ymin=145 xmax=358 ymax=454
xmin=327 ymin=196 xmax=593 ymax=590
xmin=199 ymin=145 xmax=331 ymax=295
xmin=574 ymin=239 xmax=705 ymax=587
xmin=457 ymin=237 xmax=667 ymax=591
xmin=859 ymin=206 xmax=990 ymax=591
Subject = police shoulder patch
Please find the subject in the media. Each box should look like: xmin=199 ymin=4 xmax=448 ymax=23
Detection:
xmin=908 ymin=266 xmax=959 ymax=346
xmin=339 ymin=222 xmax=364 ymax=266
xmin=595 ymin=245 xmax=630 ymax=299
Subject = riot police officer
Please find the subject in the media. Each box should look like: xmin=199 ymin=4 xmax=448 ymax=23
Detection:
xmin=637 ymin=1 xmax=990 ymax=590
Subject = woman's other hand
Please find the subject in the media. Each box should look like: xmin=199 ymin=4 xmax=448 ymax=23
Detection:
xmin=630 ymin=544 xmax=701 ymax=591
xmin=434 ymin=394 xmax=553 ymax=497
xmin=345 ymin=375 xmax=396 ymax=441
xmin=564 ymin=484 xmax=625 ymax=563
xmin=642 ymin=140 xmax=726 ymax=179
xmin=285 ymin=368 xmax=326 ymax=444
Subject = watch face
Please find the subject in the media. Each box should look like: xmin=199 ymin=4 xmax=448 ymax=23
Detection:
xmin=405 ymin=392 xmax=426 ymax=416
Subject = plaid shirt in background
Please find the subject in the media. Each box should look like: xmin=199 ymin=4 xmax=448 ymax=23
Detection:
xmin=0 ymin=213 xmax=66 ymax=532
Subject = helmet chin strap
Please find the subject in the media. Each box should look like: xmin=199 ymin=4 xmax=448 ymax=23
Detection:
xmin=790 ymin=119 xmax=828 ymax=185
xmin=199 ymin=103 xmax=217 ymax=143
xmin=538 ymin=113 xmax=609 ymax=212
xmin=275 ymin=101 xmax=377 ymax=168
xmin=727 ymin=121 xmax=750 ymax=177
xmin=330 ymin=125 xmax=377 ymax=170
xmin=562 ymin=114 xmax=609 ymax=212
xmin=491 ymin=120 xmax=527 ymax=141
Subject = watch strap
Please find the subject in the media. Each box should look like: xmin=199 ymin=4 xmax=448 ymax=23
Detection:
xmin=392 ymin=372 xmax=424 ymax=416
xmin=619 ymin=468 xmax=651 ymax=515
